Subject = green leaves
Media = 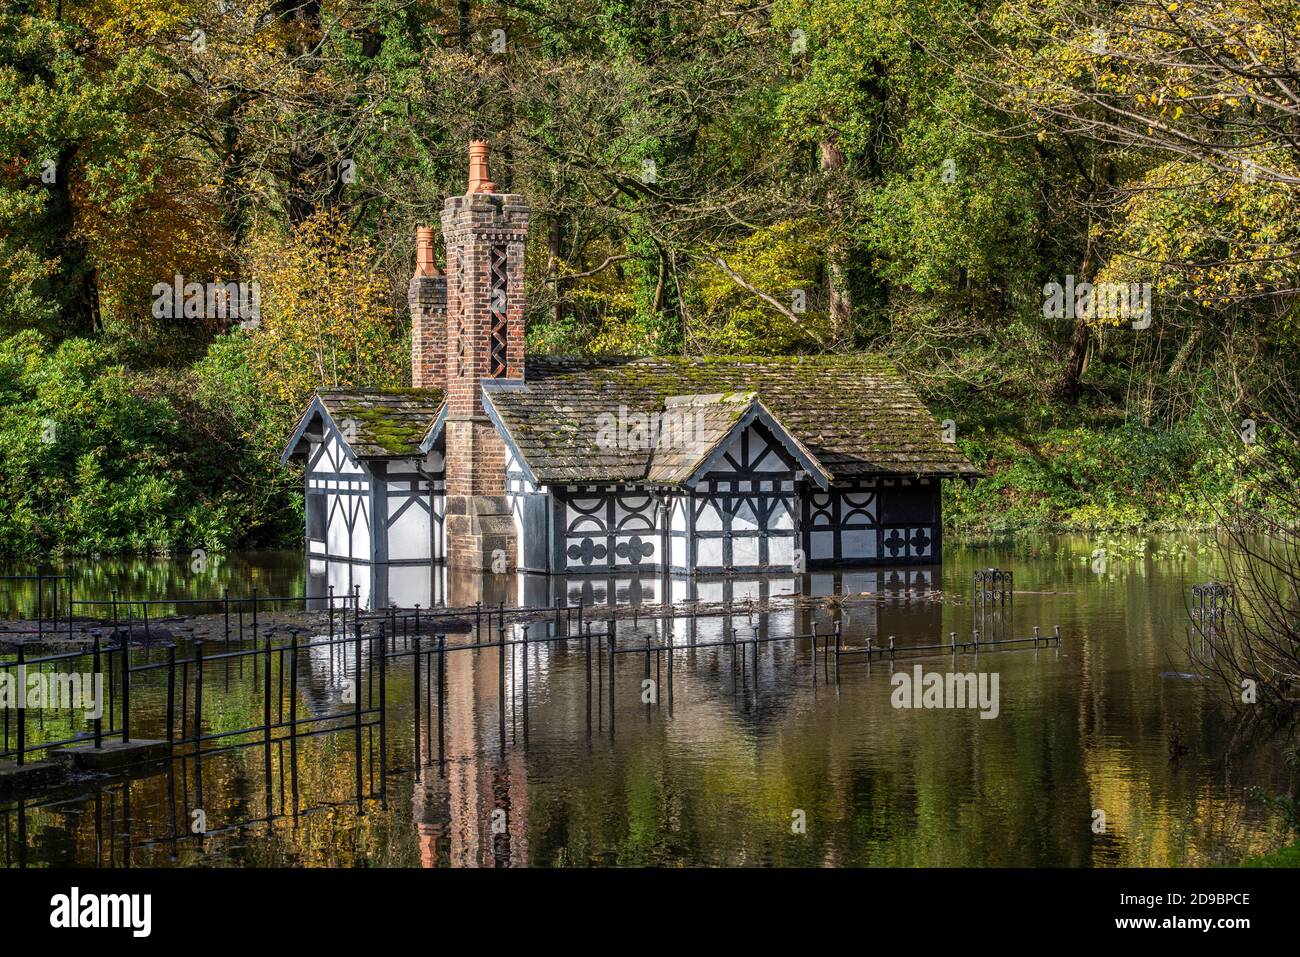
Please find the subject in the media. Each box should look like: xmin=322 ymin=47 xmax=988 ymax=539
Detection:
xmin=0 ymin=329 xmax=295 ymax=558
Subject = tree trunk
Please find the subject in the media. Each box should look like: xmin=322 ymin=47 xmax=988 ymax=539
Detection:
xmin=548 ymin=214 xmax=563 ymax=326
xmin=1166 ymin=324 xmax=1202 ymax=379
xmin=49 ymin=144 xmax=99 ymax=336
xmin=1052 ymin=231 xmax=1097 ymax=404
xmin=459 ymin=0 xmax=471 ymax=45
xmin=1055 ymin=317 xmax=1091 ymax=404
xmin=820 ymin=140 xmax=852 ymax=343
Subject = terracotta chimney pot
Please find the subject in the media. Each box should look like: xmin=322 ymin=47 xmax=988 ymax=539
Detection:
xmin=414 ymin=225 xmax=440 ymax=276
xmin=466 ymin=139 xmax=497 ymax=194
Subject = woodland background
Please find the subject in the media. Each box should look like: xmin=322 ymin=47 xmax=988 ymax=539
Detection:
xmin=0 ymin=0 xmax=1296 ymax=559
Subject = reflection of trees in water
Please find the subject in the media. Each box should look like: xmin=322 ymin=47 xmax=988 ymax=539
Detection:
xmin=1189 ymin=381 xmax=1300 ymax=839
xmin=0 ymin=551 xmax=308 ymax=621
xmin=6 ymin=551 xmax=1287 ymax=866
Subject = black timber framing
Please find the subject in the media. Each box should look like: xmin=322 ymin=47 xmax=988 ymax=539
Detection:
xmin=556 ymin=484 xmax=666 ymax=574
xmin=688 ymin=418 xmax=800 ymax=573
xmin=800 ymin=478 xmax=942 ymax=568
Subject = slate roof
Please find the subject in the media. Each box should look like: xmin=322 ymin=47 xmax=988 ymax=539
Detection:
xmin=483 ymin=355 xmax=979 ymax=485
xmin=283 ymin=388 xmax=446 ymax=461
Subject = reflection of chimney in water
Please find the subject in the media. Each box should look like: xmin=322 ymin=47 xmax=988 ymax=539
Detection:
xmin=411 ymin=700 xmax=449 ymax=868
xmin=434 ymin=633 xmax=529 ymax=866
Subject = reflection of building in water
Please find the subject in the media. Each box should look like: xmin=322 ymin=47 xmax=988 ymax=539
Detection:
xmin=306 ymin=558 xmax=943 ymax=652
xmin=306 ymin=556 xmax=940 ymax=625
xmin=407 ymin=566 xmax=941 ymax=865
xmin=306 ymin=558 xmax=447 ymax=612
xmin=544 ymin=568 xmax=941 ymax=646
xmin=411 ymin=641 xmax=528 ymax=867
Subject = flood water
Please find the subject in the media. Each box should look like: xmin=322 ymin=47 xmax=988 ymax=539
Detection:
xmin=1 ymin=534 xmax=1291 ymax=867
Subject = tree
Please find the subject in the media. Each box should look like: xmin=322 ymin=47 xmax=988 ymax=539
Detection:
xmin=0 ymin=2 xmax=186 ymax=338
xmin=246 ymin=209 xmax=405 ymax=406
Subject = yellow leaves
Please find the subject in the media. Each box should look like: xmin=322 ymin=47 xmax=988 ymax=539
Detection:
xmin=70 ymin=0 xmax=200 ymax=52
xmin=246 ymin=211 xmax=404 ymax=406
xmin=694 ymin=219 xmax=833 ymax=353
xmin=72 ymin=148 xmax=223 ymax=338
xmin=1105 ymin=152 xmax=1300 ymax=313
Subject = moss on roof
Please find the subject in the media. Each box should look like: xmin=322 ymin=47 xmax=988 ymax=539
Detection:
xmin=316 ymin=388 xmax=444 ymax=458
xmin=485 ymin=354 xmax=979 ymax=484
xmin=286 ymin=355 xmax=979 ymax=484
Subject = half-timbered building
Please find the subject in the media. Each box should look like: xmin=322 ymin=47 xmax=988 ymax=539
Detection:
xmin=281 ymin=141 xmax=978 ymax=594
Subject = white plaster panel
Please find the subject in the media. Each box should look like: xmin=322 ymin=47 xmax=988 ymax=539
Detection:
xmin=697 ymin=538 xmax=723 ymax=566
xmin=811 ymin=531 xmax=835 ymax=560
xmin=732 ymin=535 xmax=759 ymax=565
xmin=388 ymin=500 xmax=431 ymax=561
xmin=842 ymin=529 xmax=877 ymax=559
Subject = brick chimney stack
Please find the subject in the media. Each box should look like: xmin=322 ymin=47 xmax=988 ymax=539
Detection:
xmin=408 ymin=225 xmax=446 ymax=390
xmin=440 ymin=139 xmax=529 ymax=574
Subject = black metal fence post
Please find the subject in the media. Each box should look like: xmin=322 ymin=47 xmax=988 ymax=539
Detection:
xmin=289 ymin=631 xmax=299 ymax=816
xmin=15 ymin=644 xmax=25 ymax=766
xmin=607 ymin=623 xmax=616 ymax=738
xmin=413 ymin=634 xmax=422 ymax=773
xmin=121 ymin=631 xmax=130 ymax=744
xmin=166 ymin=644 xmax=176 ymax=744
xmin=263 ymin=633 xmax=273 ymax=800
xmin=437 ymin=635 xmax=446 ymax=769
xmin=644 ymin=633 xmax=652 ymax=719
xmin=194 ymin=640 xmax=204 ymax=750
xmin=497 ymin=612 xmax=507 ymax=750
xmin=353 ymin=613 xmax=363 ymax=813
xmin=92 ymin=635 xmax=102 ymax=749
xmin=666 ymin=629 xmax=674 ymax=714
xmin=378 ymin=624 xmax=387 ymax=801
xmin=521 ymin=625 xmax=530 ymax=747
xmin=811 ymin=622 xmax=819 ymax=678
